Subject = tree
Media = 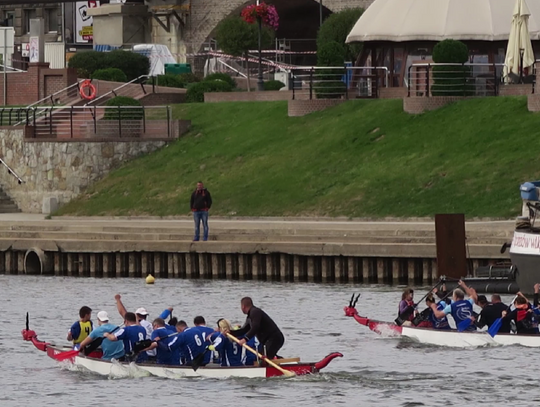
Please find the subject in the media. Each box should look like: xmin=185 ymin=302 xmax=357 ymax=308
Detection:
xmin=431 ymin=39 xmax=471 ymax=96
xmin=214 ymin=17 xmax=273 ymax=91
xmin=317 ymin=8 xmax=364 ymax=62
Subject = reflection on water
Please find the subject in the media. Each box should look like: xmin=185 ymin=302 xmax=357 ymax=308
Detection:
xmin=1 ymin=275 xmax=537 ymax=406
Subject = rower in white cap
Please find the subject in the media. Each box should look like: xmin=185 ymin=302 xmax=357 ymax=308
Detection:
xmin=78 ymin=311 xmax=125 ymax=361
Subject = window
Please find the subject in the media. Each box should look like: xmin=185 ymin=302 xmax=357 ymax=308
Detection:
xmin=3 ymin=10 xmax=14 ymax=27
xmin=45 ymin=8 xmax=59 ymax=33
xmin=23 ymin=9 xmax=37 ymax=34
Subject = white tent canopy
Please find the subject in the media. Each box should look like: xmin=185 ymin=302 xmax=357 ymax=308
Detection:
xmin=346 ymin=0 xmax=540 ymax=43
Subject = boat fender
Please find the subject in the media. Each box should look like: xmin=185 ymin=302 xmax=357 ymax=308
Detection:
xmin=146 ymin=274 xmax=155 ymax=284
xmin=314 ymin=352 xmax=343 ymax=370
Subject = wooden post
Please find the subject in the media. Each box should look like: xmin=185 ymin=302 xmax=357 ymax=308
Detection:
xmin=362 ymin=258 xmax=369 ymax=282
xmin=54 ymin=253 xmax=62 ymax=276
xmin=239 ymin=254 xmax=246 ymax=280
xmin=211 ymin=254 xmax=219 ymax=279
xmin=252 ymin=254 xmax=260 ymax=280
xmin=392 ymin=259 xmax=400 ymax=285
xmin=142 ymin=253 xmax=149 ymax=277
xmin=293 ymin=255 xmax=300 ymax=282
xmin=129 ymin=253 xmax=136 ymax=278
xmin=347 ymin=257 xmax=356 ymax=283
xmin=226 ymin=254 xmax=233 ymax=279
xmin=103 ymin=254 xmax=111 ymax=278
xmin=90 ymin=254 xmax=97 ymax=278
xmin=154 ymin=253 xmax=162 ymax=278
xmin=435 ymin=213 xmax=467 ymax=280
xmin=423 ymin=259 xmax=430 ymax=285
xmin=280 ymin=254 xmax=288 ymax=282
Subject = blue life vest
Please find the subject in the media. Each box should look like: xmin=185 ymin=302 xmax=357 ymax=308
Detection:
xmin=450 ymin=299 xmax=476 ymax=331
xmin=429 ymin=302 xmax=450 ymax=330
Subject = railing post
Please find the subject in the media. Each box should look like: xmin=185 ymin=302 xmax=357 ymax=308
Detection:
xmin=49 ymin=107 xmax=53 ymax=135
xmin=407 ymin=66 xmax=411 ymax=97
xmin=152 ymin=77 xmax=155 ymax=94
xmin=70 ymin=106 xmax=73 ymax=138
xmin=463 ymin=63 xmax=466 ymax=96
xmin=167 ymin=106 xmax=171 ymax=138
xmin=493 ymin=62 xmax=497 ymax=96
xmin=93 ymin=106 xmax=97 ymax=134
xmin=142 ymin=106 xmax=146 ymax=134
xmin=309 ymin=68 xmax=313 ymax=100
xmin=344 ymin=65 xmax=349 ymax=100
xmin=118 ymin=106 xmax=122 ymax=137
xmin=426 ymin=65 xmax=430 ymax=97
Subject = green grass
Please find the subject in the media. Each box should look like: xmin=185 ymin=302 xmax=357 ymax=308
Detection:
xmin=57 ymin=96 xmax=540 ymax=218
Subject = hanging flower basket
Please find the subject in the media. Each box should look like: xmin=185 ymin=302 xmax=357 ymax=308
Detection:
xmin=241 ymin=2 xmax=279 ymax=31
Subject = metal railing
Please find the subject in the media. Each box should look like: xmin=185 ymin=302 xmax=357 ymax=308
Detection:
xmin=291 ymin=66 xmax=389 ymax=100
xmin=0 ymin=157 xmax=24 ymax=184
xmin=23 ymin=105 xmax=175 ymax=139
xmin=25 ymin=80 xmax=86 ymax=109
xmin=85 ymin=75 xmax=152 ymax=107
xmin=407 ymin=63 xmax=507 ymax=97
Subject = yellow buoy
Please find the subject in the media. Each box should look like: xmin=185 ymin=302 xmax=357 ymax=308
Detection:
xmin=145 ymin=274 xmax=155 ymax=284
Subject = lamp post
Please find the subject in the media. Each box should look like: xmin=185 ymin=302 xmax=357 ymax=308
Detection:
xmin=256 ymin=0 xmax=264 ymax=91
xmin=319 ymin=0 xmax=323 ymax=27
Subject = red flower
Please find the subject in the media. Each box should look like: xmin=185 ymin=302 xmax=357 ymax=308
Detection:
xmin=241 ymin=2 xmax=279 ymax=30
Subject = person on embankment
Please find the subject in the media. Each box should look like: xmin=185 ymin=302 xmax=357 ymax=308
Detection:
xmin=230 ymin=297 xmax=285 ymax=361
xmin=190 ymin=181 xmax=212 ymax=242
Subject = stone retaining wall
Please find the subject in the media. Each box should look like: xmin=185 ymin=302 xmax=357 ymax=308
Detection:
xmin=0 ymin=128 xmax=169 ymax=212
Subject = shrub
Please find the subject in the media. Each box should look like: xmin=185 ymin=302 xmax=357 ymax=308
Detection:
xmin=263 ymin=80 xmax=285 ymax=91
xmin=104 ymin=96 xmax=144 ymax=121
xmin=431 ymin=39 xmax=473 ymax=96
xmin=68 ymin=51 xmax=106 ymax=78
xmin=91 ymin=68 xmax=128 ymax=82
xmin=186 ymin=80 xmax=233 ymax=103
xmin=315 ymin=42 xmax=346 ymax=99
xmin=150 ymin=74 xmax=184 ymax=88
xmin=103 ymin=50 xmax=150 ymax=81
xmin=317 ymin=8 xmax=364 ymax=61
xmin=204 ymin=72 xmax=237 ymax=89
xmin=317 ymin=41 xmax=346 ymax=67
xmin=178 ymin=73 xmax=200 ymax=85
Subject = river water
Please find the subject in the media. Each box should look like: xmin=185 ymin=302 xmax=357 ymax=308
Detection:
xmin=1 ymin=275 xmax=538 ymax=407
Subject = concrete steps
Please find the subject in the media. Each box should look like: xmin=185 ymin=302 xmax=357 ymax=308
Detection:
xmin=0 ymin=188 xmax=19 ymax=213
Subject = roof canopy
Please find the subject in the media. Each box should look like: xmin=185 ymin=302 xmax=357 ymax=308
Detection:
xmin=346 ymin=0 xmax=540 ymax=43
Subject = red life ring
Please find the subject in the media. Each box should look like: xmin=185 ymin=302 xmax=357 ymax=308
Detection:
xmin=80 ymin=80 xmax=96 ymax=100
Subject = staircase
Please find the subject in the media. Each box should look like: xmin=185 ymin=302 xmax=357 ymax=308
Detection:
xmin=0 ymin=186 xmax=20 ymax=213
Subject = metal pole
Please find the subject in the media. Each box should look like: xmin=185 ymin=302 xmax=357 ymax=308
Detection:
xmin=319 ymin=0 xmax=323 ymax=27
xmin=3 ymin=28 xmax=7 ymax=106
xmin=256 ymin=0 xmax=263 ymax=91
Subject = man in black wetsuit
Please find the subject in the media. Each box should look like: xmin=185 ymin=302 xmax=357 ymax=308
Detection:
xmin=231 ymin=297 xmax=285 ymax=360
xmin=476 ymin=294 xmax=511 ymax=333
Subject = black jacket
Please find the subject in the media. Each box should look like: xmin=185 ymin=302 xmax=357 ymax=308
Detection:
xmin=477 ymin=302 xmax=511 ymax=333
xmin=231 ymin=306 xmax=282 ymax=344
xmin=190 ymin=188 xmax=212 ymax=211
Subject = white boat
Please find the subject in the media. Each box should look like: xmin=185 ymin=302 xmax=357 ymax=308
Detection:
xmin=344 ymin=301 xmax=540 ymax=348
xmin=22 ymin=328 xmax=342 ymax=379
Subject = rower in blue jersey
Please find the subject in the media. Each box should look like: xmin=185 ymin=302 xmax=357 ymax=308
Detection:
xmin=425 ymin=294 xmax=450 ymax=330
xmin=209 ymin=319 xmax=243 ymax=367
xmin=104 ymin=312 xmax=148 ymax=363
xmin=430 ymin=287 xmax=476 ymax=331
xmin=194 ymin=316 xmax=215 ymax=365
xmin=168 ymin=320 xmax=205 ymax=366
xmin=142 ymin=318 xmax=179 ymax=365
xmin=67 ymin=306 xmax=93 ymax=350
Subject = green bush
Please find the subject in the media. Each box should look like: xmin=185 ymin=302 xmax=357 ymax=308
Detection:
xmin=317 ymin=41 xmax=346 ymax=67
xmin=264 ymin=80 xmax=285 ymax=91
xmin=317 ymin=8 xmax=364 ymax=62
xmin=68 ymin=51 xmax=106 ymax=78
xmin=178 ymin=73 xmax=200 ymax=85
xmin=431 ymin=39 xmax=473 ymax=96
xmin=104 ymin=96 xmax=144 ymax=121
xmin=204 ymin=72 xmax=237 ymax=89
xmin=150 ymin=74 xmax=184 ymax=88
xmin=91 ymin=68 xmax=128 ymax=82
xmin=104 ymin=50 xmax=150 ymax=81
xmin=186 ymin=80 xmax=233 ymax=103
xmin=315 ymin=42 xmax=346 ymax=99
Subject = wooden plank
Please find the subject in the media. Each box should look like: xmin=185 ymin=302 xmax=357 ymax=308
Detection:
xmin=272 ymin=357 xmax=301 ymax=365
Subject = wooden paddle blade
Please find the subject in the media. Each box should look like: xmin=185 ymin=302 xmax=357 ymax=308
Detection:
xmin=53 ymin=349 xmax=80 ymax=361
xmin=488 ymin=318 xmax=503 ymax=337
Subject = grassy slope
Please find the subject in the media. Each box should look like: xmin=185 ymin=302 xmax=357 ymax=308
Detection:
xmin=58 ymin=97 xmax=540 ymax=218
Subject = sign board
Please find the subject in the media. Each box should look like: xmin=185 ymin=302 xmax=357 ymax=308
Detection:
xmin=75 ymin=1 xmax=100 ymax=43
xmin=29 ymin=36 xmax=39 ymax=63
xmin=0 ymin=27 xmax=14 ymax=68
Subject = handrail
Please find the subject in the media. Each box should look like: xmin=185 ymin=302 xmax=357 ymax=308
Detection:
xmin=84 ymin=75 xmax=151 ymax=107
xmin=215 ymin=59 xmax=248 ymax=79
xmin=25 ymin=79 xmax=86 ymax=110
xmin=0 ymin=157 xmax=24 ymax=184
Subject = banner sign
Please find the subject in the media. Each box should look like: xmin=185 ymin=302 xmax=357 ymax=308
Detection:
xmin=75 ymin=1 xmax=100 ymax=43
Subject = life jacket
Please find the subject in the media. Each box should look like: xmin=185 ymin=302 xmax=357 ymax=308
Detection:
xmin=515 ymin=303 xmax=538 ymax=333
xmin=73 ymin=320 xmax=93 ymax=344
xmin=450 ymin=300 xmax=476 ymax=331
xmin=429 ymin=302 xmax=450 ymax=330
xmin=398 ymin=299 xmax=415 ymax=321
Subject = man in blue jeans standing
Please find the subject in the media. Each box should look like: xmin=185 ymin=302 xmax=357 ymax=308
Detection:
xmin=190 ymin=181 xmax=212 ymax=241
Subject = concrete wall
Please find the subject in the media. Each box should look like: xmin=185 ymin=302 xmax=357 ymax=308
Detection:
xmin=0 ymin=128 xmax=168 ymax=213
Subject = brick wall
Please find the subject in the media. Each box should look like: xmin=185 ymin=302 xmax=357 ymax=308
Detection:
xmin=139 ymin=93 xmax=186 ymax=105
xmin=380 ymin=87 xmax=408 ymax=99
xmin=403 ymin=96 xmax=469 ymax=114
xmin=528 ymin=94 xmax=540 ymax=112
xmin=499 ymin=84 xmax=534 ymax=96
xmin=288 ymin=99 xmax=344 ymax=117
xmin=204 ymin=91 xmax=294 ymax=103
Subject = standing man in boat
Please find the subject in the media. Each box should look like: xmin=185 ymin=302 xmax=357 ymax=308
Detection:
xmin=231 ymin=297 xmax=285 ymax=360
xmin=190 ymin=181 xmax=212 ymax=242
xmin=475 ymin=295 xmax=511 ymax=333
xmin=78 ymin=311 xmax=125 ymax=361
xmin=430 ymin=287 xmax=477 ymax=331
xmin=67 ymin=306 xmax=93 ymax=350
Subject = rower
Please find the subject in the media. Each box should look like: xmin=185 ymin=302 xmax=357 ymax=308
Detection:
xmin=398 ymin=288 xmax=417 ymax=325
xmin=502 ymin=293 xmax=539 ymax=335
xmin=67 ymin=306 xmax=93 ymax=350
xmin=114 ymin=294 xmax=155 ymax=358
xmin=429 ymin=288 xmax=477 ymax=331
xmin=230 ymin=297 xmax=285 ymax=360
xmin=476 ymin=295 xmax=511 ymax=333
xmin=425 ymin=294 xmax=450 ymax=330
xmin=209 ymin=319 xmax=243 ymax=367
xmin=194 ymin=316 xmax=215 ymax=365
xmin=78 ymin=311 xmax=125 ymax=361
xmin=168 ymin=320 xmax=206 ymax=366
xmin=142 ymin=318 xmax=178 ymax=365
xmin=103 ymin=312 xmax=148 ymax=363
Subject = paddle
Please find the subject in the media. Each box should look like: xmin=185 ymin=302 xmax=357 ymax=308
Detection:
xmin=54 ymin=349 xmax=81 ymax=362
xmin=488 ymin=295 xmax=518 ymax=337
xmin=395 ymin=279 xmax=444 ymax=326
xmin=192 ymin=344 xmax=213 ymax=371
xmin=226 ymin=333 xmax=295 ymax=377
xmin=412 ymin=290 xmax=453 ymax=326
xmin=132 ymin=330 xmax=180 ymax=353
xmin=457 ymin=317 xmax=473 ymax=332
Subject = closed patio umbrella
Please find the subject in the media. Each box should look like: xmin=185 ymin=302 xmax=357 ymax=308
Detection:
xmin=504 ymin=0 xmax=535 ymax=83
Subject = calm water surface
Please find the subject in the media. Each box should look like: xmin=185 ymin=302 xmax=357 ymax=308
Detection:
xmin=1 ymin=276 xmax=537 ymax=407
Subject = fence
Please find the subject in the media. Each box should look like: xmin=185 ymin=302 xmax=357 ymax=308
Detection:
xmin=19 ymin=105 xmax=175 ymax=139
xmin=407 ymin=63 xmax=508 ymax=97
xmin=291 ymin=66 xmax=389 ymax=100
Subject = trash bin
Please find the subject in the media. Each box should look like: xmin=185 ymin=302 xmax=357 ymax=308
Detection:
xmin=165 ymin=63 xmax=192 ymax=75
xmin=520 ymin=181 xmax=540 ymax=201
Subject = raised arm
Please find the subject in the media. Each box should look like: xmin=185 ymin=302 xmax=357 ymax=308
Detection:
xmin=115 ymin=294 xmax=128 ymax=318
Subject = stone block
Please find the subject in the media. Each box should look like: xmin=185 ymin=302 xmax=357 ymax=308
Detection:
xmin=42 ymin=196 xmax=58 ymax=214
